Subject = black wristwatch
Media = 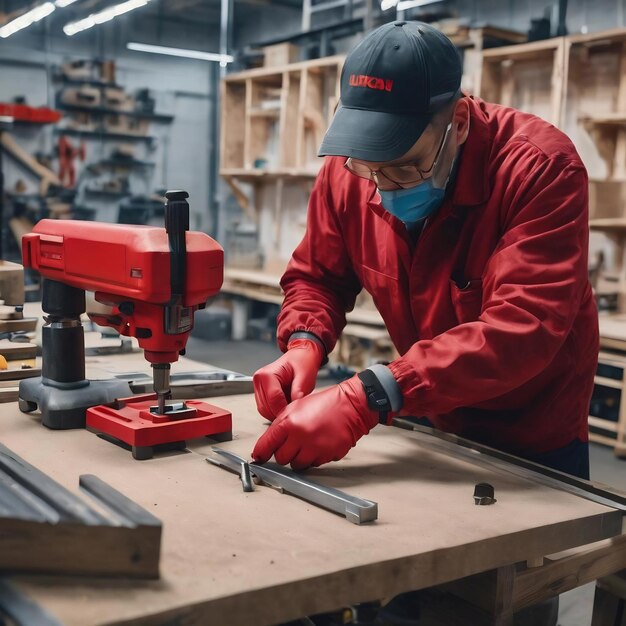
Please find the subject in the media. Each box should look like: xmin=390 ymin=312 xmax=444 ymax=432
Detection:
xmin=357 ymin=370 xmax=392 ymax=425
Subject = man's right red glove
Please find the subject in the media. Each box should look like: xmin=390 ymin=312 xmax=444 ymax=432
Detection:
xmin=252 ymin=338 xmax=324 ymax=422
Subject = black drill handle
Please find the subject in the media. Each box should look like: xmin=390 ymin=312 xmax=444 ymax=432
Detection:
xmin=164 ymin=190 xmax=189 ymax=299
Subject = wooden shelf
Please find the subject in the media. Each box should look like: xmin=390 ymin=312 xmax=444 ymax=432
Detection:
xmin=54 ymin=76 xmax=122 ymax=89
xmin=57 ymin=103 xmax=174 ymax=123
xmin=223 ymin=55 xmax=345 ymax=83
xmin=54 ymin=127 xmax=155 ymax=143
xmin=481 ymin=37 xmax=564 ymax=61
xmin=248 ymin=108 xmax=281 ymax=118
xmin=85 ymin=188 xmax=128 ymax=199
xmin=222 ymin=267 xmax=385 ymax=327
xmin=98 ymin=159 xmax=155 ymax=169
xmin=220 ymin=168 xmax=320 ymax=182
xmin=589 ymin=177 xmax=626 ymax=183
xmin=590 ymin=218 xmax=626 ymax=232
xmin=580 ymin=112 xmax=626 ymax=126
xmin=568 ymin=27 xmax=626 ymax=46
xmin=589 ymin=416 xmax=619 ymax=432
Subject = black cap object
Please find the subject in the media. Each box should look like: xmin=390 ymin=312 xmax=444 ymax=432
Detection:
xmin=473 ymin=483 xmax=497 ymax=506
xmin=319 ymin=21 xmax=462 ymax=162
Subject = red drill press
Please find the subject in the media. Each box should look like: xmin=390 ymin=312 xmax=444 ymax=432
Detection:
xmin=19 ymin=190 xmax=232 ymax=459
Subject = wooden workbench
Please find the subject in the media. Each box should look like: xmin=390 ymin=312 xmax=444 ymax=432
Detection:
xmin=2 ymin=351 xmax=625 ymax=625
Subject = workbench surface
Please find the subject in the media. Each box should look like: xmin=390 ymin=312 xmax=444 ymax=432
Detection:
xmin=2 ymin=352 xmax=623 ymax=625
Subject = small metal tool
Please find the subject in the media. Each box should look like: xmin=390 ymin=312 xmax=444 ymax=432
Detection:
xmin=206 ymin=447 xmax=378 ymax=524
xmin=206 ymin=454 xmax=255 ymax=493
xmin=240 ymin=461 xmax=254 ymax=492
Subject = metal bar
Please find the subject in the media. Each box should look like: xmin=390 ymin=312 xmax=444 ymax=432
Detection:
xmin=0 ymin=444 xmax=107 ymax=525
xmin=0 ymin=580 xmax=63 ymax=626
xmin=79 ymin=475 xmax=161 ymax=528
xmin=393 ymin=419 xmax=626 ymax=512
xmin=208 ymin=448 xmax=378 ymax=524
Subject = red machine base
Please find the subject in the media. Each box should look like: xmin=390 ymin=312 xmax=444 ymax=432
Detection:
xmin=86 ymin=394 xmax=232 ymax=460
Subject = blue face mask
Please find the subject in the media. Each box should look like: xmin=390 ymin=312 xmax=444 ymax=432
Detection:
xmin=378 ymin=179 xmax=445 ymax=224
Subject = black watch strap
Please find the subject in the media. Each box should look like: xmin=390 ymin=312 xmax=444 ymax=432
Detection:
xmin=357 ymin=370 xmax=392 ymax=425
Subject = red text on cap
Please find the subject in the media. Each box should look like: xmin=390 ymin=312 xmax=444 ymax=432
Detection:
xmin=349 ymin=74 xmax=393 ymax=92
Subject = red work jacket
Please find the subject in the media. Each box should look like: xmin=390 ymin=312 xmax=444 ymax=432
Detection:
xmin=277 ymin=97 xmax=598 ymax=456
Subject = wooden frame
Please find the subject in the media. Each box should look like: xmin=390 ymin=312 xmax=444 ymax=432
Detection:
xmin=220 ymin=55 xmax=344 ymax=177
xmin=589 ymin=349 xmax=626 ymax=456
xmin=479 ymin=38 xmax=567 ymax=128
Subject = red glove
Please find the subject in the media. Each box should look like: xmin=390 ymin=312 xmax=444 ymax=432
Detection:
xmin=251 ymin=374 xmax=379 ymax=470
xmin=253 ymin=338 xmax=324 ymax=422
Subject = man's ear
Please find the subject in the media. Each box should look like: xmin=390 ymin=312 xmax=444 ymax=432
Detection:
xmin=453 ymin=98 xmax=470 ymax=145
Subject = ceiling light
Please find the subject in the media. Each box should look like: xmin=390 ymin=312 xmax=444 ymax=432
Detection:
xmin=396 ymin=0 xmax=441 ymax=10
xmin=55 ymin=0 xmax=80 ymax=7
xmin=127 ymin=42 xmax=234 ymax=64
xmin=63 ymin=0 xmax=149 ymax=36
xmin=0 ymin=2 xmax=55 ymax=38
xmin=380 ymin=0 xmax=441 ymax=10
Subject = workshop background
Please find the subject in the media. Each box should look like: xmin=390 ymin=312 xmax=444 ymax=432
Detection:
xmin=3 ymin=0 xmax=626 ymax=623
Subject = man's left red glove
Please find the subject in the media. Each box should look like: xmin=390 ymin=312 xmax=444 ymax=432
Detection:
xmin=251 ymin=374 xmax=380 ymax=470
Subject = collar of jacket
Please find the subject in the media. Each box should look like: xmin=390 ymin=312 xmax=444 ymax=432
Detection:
xmin=450 ymin=96 xmax=492 ymax=208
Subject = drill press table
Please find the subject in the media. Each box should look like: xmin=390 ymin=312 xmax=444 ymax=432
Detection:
xmin=2 ymin=351 xmax=626 ymax=625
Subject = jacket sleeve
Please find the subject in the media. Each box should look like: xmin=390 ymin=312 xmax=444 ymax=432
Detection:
xmin=388 ymin=155 xmax=591 ymax=416
xmin=277 ymin=160 xmax=362 ymax=353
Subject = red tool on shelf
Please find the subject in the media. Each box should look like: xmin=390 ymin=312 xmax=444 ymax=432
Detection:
xmin=58 ymin=136 xmax=85 ymax=187
xmin=0 ymin=103 xmax=61 ymax=125
xmin=19 ymin=190 xmax=233 ymax=459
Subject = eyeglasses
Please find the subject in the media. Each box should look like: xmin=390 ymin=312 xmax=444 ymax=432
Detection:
xmin=344 ymin=123 xmax=453 ymax=189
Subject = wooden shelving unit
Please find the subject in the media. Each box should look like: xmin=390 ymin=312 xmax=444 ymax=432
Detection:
xmin=220 ymin=55 xmax=343 ymax=176
xmin=479 ymin=37 xmax=567 ymax=127
xmin=590 ymin=350 xmax=626 ymax=456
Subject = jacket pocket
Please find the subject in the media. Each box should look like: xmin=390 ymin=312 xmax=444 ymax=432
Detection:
xmin=450 ymin=278 xmax=483 ymax=324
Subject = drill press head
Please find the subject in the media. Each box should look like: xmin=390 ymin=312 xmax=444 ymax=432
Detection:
xmin=22 ymin=190 xmax=224 ymax=415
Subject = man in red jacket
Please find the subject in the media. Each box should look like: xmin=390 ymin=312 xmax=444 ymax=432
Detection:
xmin=251 ymin=20 xmax=598 ymax=482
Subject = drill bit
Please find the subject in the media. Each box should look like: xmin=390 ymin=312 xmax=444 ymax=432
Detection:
xmin=152 ymin=363 xmax=171 ymax=415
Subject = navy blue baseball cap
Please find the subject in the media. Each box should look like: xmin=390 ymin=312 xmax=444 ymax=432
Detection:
xmin=319 ymin=21 xmax=462 ymax=162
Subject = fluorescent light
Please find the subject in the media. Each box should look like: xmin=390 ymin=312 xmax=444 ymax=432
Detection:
xmin=0 ymin=2 xmax=55 ymax=38
xmin=127 ymin=42 xmax=234 ymax=64
xmin=395 ymin=0 xmax=441 ymax=10
xmin=55 ymin=0 xmax=80 ymax=7
xmin=380 ymin=0 xmax=441 ymax=9
xmin=64 ymin=0 xmax=149 ymax=36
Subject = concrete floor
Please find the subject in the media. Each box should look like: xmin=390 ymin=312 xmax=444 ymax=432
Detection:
xmin=185 ymin=337 xmax=626 ymax=626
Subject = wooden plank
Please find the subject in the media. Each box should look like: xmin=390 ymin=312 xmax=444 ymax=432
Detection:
xmin=1 ymin=133 xmax=60 ymax=186
xmin=0 ymin=364 xmax=40 ymax=382
xmin=589 ymin=416 xmax=619 ymax=432
xmin=279 ymin=71 xmax=301 ymax=168
xmin=0 ymin=261 xmax=24 ymax=307
xmin=0 ymin=386 xmax=19 ymax=403
xmin=220 ymin=80 xmax=246 ymax=170
xmin=513 ymin=536 xmax=626 ymax=610
xmin=220 ymin=167 xmax=319 ymax=179
xmin=594 ymin=376 xmax=623 ymax=389
xmin=223 ymin=55 xmax=345 ymax=83
xmin=569 ymin=26 xmax=626 ymax=45
xmin=0 ymin=340 xmax=37 ymax=362
xmin=481 ymin=38 xmax=563 ymax=60
xmin=553 ymin=38 xmax=568 ymax=128
xmin=441 ymin=536 xmax=626 ymax=615
xmin=0 ymin=317 xmax=37 ymax=333
xmin=589 ymin=432 xmax=618 ymax=446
